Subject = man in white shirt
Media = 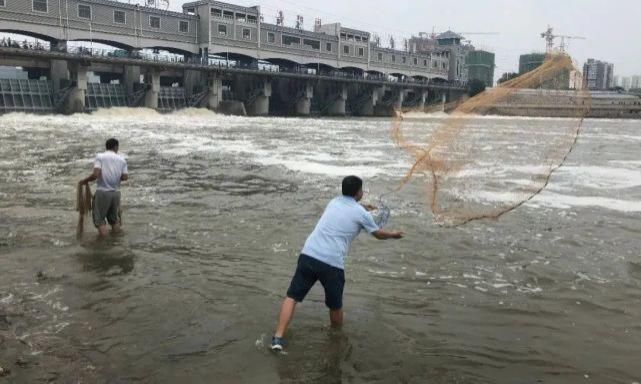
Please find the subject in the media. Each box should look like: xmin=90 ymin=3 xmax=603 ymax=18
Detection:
xmin=80 ymin=138 xmax=129 ymax=236
xmin=271 ymin=176 xmax=404 ymax=351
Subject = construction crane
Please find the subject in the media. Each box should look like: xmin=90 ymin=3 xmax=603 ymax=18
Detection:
xmin=541 ymin=25 xmax=586 ymax=53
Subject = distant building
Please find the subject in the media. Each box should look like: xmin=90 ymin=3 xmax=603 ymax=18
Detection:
xmin=410 ymin=30 xmax=476 ymax=83
xmin=519 ymin=53 xmax=546 ymax=74
xmin=621 ymin=77 xmax=631 ymax=90
xmin=466 ymin=50 xmax=495 ymax=87
xmin=518 ymin=52 xmax=573 ymax=89
xmin=632 ymin=75 xmax=641 ymax=89
xmin=583 ymin=59 xmax=614 ymax=90
xmin=569 ymin=70 xmax=583 ymax=90
xmin=613 ymin=76 xmax=620 ymax=87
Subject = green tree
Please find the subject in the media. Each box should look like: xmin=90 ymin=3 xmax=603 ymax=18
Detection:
xmin=498 ymin=72 xmax=519 ymax=84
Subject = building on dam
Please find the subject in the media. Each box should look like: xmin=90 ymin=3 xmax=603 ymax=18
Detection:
xmin=0 ymin=0 xmax=468 ymax=116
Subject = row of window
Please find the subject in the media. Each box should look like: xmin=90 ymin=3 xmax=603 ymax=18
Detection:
xmin=340 ymin=32 xmax=369 ymax=43
xmin=211 ymin=8 xmax=257 ymax=23
xmin=217 ymin=25 xmax=253 ymax=40
xmin=343 ymin=45 xmax=366 ymax=57
xmin=24 ymin=0 xmax=189 ymax=32
xmin=375 ymin=51 xmax=447 ymax=69
xmin=265 ymin=32 xmax=331 ymax=52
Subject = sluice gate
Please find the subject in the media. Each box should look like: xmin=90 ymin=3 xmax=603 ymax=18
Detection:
xmin=85 ymin=83 xmax=128 ymax=111
xmin=158 ymin=87 xmax=187 ymax=113
xmin=0 ymin=79 xmax=54 ymax=114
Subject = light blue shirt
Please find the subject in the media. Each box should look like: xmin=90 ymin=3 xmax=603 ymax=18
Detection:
xmin=302 ymin=196 xmax=380 ymax=270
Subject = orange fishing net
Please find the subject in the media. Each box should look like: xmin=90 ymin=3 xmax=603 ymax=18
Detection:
xmin=392 ymin=53 xmax=590 ymax=226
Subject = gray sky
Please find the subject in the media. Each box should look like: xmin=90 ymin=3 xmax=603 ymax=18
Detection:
xmin=173 ymin=0 xmax=640 ymax=77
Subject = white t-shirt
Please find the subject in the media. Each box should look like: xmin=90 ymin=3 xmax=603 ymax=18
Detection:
xmin=94 ymin=151 xmax=128 ymax=192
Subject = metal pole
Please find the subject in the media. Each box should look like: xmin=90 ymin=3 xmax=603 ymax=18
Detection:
xmin=89 ymin=22 xmax=93 ymax=52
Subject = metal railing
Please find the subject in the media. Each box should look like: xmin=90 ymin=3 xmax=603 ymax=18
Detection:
xmin=0 ymin=43 xmax=468 ymax=89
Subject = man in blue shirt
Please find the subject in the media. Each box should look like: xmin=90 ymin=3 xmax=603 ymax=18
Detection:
xmin=271 ymin=176 xmax=404 ymax=351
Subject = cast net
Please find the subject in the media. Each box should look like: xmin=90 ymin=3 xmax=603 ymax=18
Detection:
xmin=391 ymin=53 xmax=590 ymax=226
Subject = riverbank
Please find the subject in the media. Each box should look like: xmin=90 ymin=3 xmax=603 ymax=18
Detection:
xmin=447 ymin=89 xmax=641 ymax=119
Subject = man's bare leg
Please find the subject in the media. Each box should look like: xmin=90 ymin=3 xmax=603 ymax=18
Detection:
xmin=329 ymin=309 xmax=343 ymax=328
xmin=275 ymin=297 xmax=297 ymax=338
xmin=111 ymin=223 xmax=121 ymax=234
xmin=97 ymin=224 xmax=109 ymax=237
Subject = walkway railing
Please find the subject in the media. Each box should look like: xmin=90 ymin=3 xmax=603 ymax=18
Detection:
xmin=0 ymin=43 xmax=468 ymax=90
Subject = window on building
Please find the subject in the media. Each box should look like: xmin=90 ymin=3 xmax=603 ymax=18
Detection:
xmin=211 ymin=8 xmax=222 ymax=17
xmin=33 ymin=0 xmax=47 ymax=12
xmin=282 ymin=35 xmax=301 ymax=45
xmin=413 ymin=57 xmax=418 ymax=65
xmin=113 ymin=10 xmax=126 ymax=24
xmin=392 ymin=55 xmax=396 ymax=63
xmin=78 ymin=4 xmax=91 ymax=19
xmin=218 ymin=24 xmax=227 ymax=36
xmin=358 ymin=47 xmax=364 ymax=57
xmin=223 ymin=10 xmax=234 ymax=19
xmin=442 ymin=62 xmax=446 ymax=69
xmin=402 ymin=57 xmax=407 ymax=64
xmin=362 ymin=37 xmax=368 ymax=43
xmin=242 ymin=28 xmax=251 ymax=39
xmin=355 ymin=36 xmax=361 ymax=42
xmin=0 ymin=0 xmax=6 ymax=7
xmin=149 ymin=16 xmax=160 ymax=29
xmin=326 ymin=42 xmax=332 ymax=51
xmin=268 ymin=33 xmax=275 ymax=43
xmin=236 ymin=13 xmax=246 ymax=22
xmin=433 ymin=61 xmax=437 ymax=68
xmin=378 ymin=52 xmax=383 ymax=61
xmin=303 ymin=39 xmax=320 ymax=50
xmin=185 ymin=7 xmax=195 ymax=15
xmin=247 ymin=15 xmax=257 ymax=23
xmin=343 ymin=45 xmax=349 ymax=55
xmin=179 ymin=21 xmax=189 ymax=33
xmin=424 ymin=59 xmax=428 ymax=67
xmin=340 ymin=33 xmax=346 ymax=40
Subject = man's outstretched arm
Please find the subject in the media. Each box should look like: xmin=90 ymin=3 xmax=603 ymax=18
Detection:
xmin=80 ymin=168 xmax=101 ymax=185
xmin=372 ymin=230 xmax=404 ymax=240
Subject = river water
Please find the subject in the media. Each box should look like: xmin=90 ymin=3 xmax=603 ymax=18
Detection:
xmin=0 ymin=109 xmax=640 ymax=383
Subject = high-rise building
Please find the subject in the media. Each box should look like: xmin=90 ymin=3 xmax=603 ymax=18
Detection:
xmin=519 ymin=53 xmax=546 ymax=74
xmin=631 ymin=75 xmax=641 ymax=89
xmin=613 ymin=76 xmax=620 ymax=87
xmin=622 ymin=77 xmax=632 ymax=90
xmin=583 ymin=59 xmax=615 ymax=90
xmin=517 ymin=52 xmax=572 ymax=89
xmin=569 ymin=70 xmax=583 ymax=90
xmin=466 ymin=50 xmax=495 ymax=87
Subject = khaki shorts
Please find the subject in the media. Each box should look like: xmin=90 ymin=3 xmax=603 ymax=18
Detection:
xmin=92 ymin=190 xmax=121 ymax=227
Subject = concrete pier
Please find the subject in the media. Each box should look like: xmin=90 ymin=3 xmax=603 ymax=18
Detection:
xmin=61 ymin=64 xmax=87 ymax=115
xmin=294 ymin=83 xmax=314 ymax=116
xmin=207 ymin=74 xmax=223 ymax=110
xmin=241 ymin=80 xmax=272 ymax=116
xmin=123 ymin=66 xmax=141 ymax=95
xmin=144 ymin=69 xmax=161 ymax=109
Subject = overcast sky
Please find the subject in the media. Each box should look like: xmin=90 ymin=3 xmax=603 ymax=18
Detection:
xmin=172 ymin=0 xmax=640 ymax=77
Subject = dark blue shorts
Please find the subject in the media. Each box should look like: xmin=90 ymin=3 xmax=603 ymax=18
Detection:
xmin=286 ymin=254 xmax=345 ymax=310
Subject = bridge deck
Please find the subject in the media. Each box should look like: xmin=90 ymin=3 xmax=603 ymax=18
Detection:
xmin=0 ymin=47 xmax=466 ymax=91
